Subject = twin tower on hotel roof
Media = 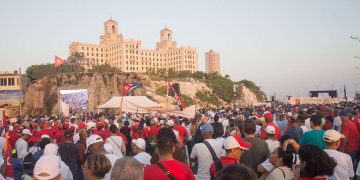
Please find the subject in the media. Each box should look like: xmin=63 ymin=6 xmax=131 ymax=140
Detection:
xmin=102 ymin=17 xmax=174 ymax=47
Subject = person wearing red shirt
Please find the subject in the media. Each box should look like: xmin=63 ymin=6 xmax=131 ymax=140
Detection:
xmin=8 ymin=126 xmax=20 ymax=149
xmin=339 ymin=109 xmax=359 ymax=165
xmin=322 ymin=115 xmax=333 ymax=131
xmin=210 ymin=135 xmax=252 ymax=178
xmin=93 ymin=122 xmax=107 ymax=140
xmin=260 ymin=113 xmax=282 ymax=141
xmin=37 ymin=121 xmax=52 ymax=140
xmin=131 ymin=124 xmax=143 ymax=140
xmin=144 ymin=118 xmax=160 ymax=148
xmin=54 ymin=121 xmax=69 ymax=144
xmin=353 ymin=112 xmax=360 ymax=132
xmin=173 ymin=119 xmax=188 ymax=143
xmin=144 ymin=137 xmax=195 ymax=180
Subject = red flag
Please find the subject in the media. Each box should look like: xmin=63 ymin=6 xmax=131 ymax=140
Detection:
xmin=168 ymin=83 xmax=186 ymax=111
xmin=4 ymin=132 xmax=14 ymax=179
xmin=54 ymin=56 xmax=66 ymax=68
xmin=2 ymin=111 xmax=6 ymax=128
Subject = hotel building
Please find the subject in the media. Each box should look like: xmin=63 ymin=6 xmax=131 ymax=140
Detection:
xmin=69 ymin=18 xmax=199 ymax=73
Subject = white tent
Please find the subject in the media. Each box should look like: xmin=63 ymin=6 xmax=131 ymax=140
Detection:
xmin=98 ymin=96 xmax=161 ymax=113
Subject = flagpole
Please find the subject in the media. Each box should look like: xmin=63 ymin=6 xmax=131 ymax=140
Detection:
xmin=166 ymin=81 xmax=169 ymax=110
xmin=120 ymin=81 xmax=125 ymax=117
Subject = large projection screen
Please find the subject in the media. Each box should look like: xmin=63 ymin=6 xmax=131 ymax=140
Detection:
xmin=60 ymin=89 xmax=89 ymax=113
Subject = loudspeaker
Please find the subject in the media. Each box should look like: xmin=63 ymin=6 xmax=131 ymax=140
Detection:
xmin=169 ymin=83 xmax=180 ymax=97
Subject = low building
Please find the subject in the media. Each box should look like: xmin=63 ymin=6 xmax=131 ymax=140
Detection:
xmin=0 ymin=70 xmax=29 ymax=117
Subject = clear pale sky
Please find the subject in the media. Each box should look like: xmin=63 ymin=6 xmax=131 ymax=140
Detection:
xmin=1 ymin=0 xmax=360 ymax=100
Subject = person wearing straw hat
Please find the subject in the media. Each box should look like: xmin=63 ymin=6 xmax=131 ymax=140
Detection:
xmin=323 ymin=129 xmax=354 ymax=180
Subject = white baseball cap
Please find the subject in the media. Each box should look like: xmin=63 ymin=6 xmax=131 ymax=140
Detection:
xmin=286 ymin=112 xmax=292 ymax=117
xmin=86 ymin=121 xmax=96 ymax=130
xmin=166 ymin=120 xmax=175 ymax=127
xmin=265 ymin=125 xmax=276 ymax=135
xmin=323 ymin=129 xmax=345 ymax=143
xmin=41 ymin=134 xmax=50 ymax=140
xmin=44 ymin=143 xmax=58 ymax=156
xmin=34 ymin=155 xmax=61 ymax=180
xmin=86 ymin=135 xmax=104 ymax=152
xmin=22 ymin=129 xmax=33 ymax=136
xmin=132 ymin=138 xmax=146 ymax=150
xmin=224 ymin=136 xmax=252 ymax=150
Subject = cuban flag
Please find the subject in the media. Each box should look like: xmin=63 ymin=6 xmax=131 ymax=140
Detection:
xmin=122 ymin=82 xmax=142 ymax=95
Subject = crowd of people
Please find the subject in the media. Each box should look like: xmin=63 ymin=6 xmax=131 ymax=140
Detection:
xmin=60 ymin=91 xmax=88 ymax=110
xmin=0 ymin=101 xmax=360 ymax=180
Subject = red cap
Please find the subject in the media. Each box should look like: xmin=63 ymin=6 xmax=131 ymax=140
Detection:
xmin=264 ymin=113 xmax=274 ymax=121
xmin=69 ymin=126 xmax=76 ymax=131
xmin=78 ymin=122 xmax=86 ymax=130
xmin=28 ymin=136 xmax=38 ymax=144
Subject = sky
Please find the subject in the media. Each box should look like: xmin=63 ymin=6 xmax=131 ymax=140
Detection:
xmin=0 ymin=0 xmax=360 ymax=100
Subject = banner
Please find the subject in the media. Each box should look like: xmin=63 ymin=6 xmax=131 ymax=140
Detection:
xmin=168 ymin=83 xmax=186 ymax=111
xmin=0 ymin=90 xmax=21 ymax=107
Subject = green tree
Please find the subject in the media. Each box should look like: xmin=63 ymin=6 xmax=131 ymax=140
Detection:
xmin=89 ymin=63 xmax=120 ymax=73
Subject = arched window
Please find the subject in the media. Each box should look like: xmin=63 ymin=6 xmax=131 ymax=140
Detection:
xmin=112 ymin=25 xmax=115 ymax=34
xmin=168 ymin=34 xmax=171 ymax=41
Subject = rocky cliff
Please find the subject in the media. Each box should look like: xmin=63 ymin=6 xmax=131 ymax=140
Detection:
xmin=22 ymin=72 xmax=262 ymax=115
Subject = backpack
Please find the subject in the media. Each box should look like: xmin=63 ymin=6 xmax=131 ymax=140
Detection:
xmin=23 ymin=152 xmax=34 ymax=170
xmin=149 ymin=134 xmax=157 ymax=149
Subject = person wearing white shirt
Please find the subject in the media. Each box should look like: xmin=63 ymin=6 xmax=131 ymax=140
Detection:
xmin=323 ymin=130 xmax=354 ymax=180
xmin=132 ymin=138 xmax=152 ymax=166
xmin=264 ymin=126 xmax=280 ymax=153
xmin=73 ymin=132 xmax=80 ymax=144
xmin=333 ymin=116 xmax=342 ymax=132
xmin=105 ymin=124 xmax=125 ymax=157
xmin=190 ymin=124 xmax=222 ymax=180
xmin=15 ymin=129 xmax=32 ymax=162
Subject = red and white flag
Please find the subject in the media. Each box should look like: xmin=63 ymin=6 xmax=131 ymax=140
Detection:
xmin=4 ymin=132 xmax=14 ymax=180
xmin=54 ymin=56 xmax=66 ymax=68
xmin=168 ymin=83 xmax=186 ymax=111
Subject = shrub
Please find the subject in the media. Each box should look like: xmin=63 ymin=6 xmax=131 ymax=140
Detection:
xmin=155 ymin=85 xmax=167 ymax=96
